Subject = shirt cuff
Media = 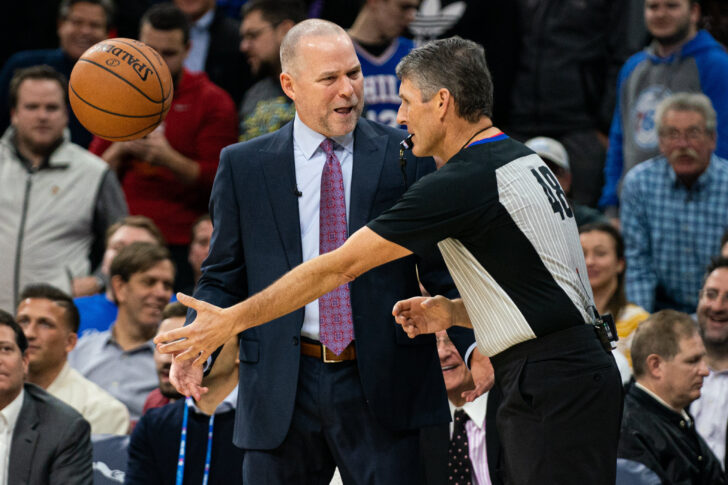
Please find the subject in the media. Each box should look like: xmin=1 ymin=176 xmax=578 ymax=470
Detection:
xmin=463 ymin=342 xmax=478 ymax=370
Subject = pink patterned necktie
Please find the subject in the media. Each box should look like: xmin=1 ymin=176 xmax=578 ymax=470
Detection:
xmin=318 ymin=138 xmax=354 ymax=355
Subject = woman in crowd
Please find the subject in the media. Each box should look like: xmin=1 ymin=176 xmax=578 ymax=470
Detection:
xmin=579 ymin=222 xmax=649 ymax=370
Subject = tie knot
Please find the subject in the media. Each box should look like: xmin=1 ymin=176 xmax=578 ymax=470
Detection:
xmin=320 ymin=138 xmax=336 ymax=156
xmin=454 ymin=409 xmax=469 ymax=423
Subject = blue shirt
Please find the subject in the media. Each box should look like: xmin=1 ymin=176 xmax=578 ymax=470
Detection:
xmin=69 ymin=328 xmax=157 ymax=421
xmin=621 ymin=154 xmax=728 ymax=313
xmin=74 ymin=293 xmax=118 ymax=338
xmin=185 ymin=9 xmax=215 ymax=73
xmin=292 ymin=114 xmax=354 ymax=341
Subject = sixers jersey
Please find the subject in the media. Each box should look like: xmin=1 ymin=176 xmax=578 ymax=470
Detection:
xmin=354 ymin=37 xmax=414 ymax=128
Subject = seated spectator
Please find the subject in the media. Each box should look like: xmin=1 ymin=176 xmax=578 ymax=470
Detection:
xmin=0 ymin=64 xmax=127 ymax=313
xmin=175 ymin=0 xmax=252 ymax=106
xmin=237 ymin=0 xmax=302 ymax=141
xmin=70 ymin=242 xmax=174 ymax=421
xmin=74 ymin=215 xmax=166 ymax=336
xmin=621 ymin=92 xmax=728 ymax=313
xmin=721 ymin=228 xmax=728 ymax=258
xmin=579 ymin=222 xmax=649 ymax=370
xmin=525 ymin=137 xmax=609 ymax=227
xmin=89 ymin=3 xmax=238 ymax=292
xmin=142 ymin=302 xmax=186 ymax=414
xmin=691 ymin=258 xmax=728 ymax=467
xmin=618 ymin=310 xmax=726 ymax=484
xmin=186 ymin=215 xmax=213 ymax=293
xmin=0 ymin=309 xmax=93 ymax=484
xmin=0 ymin=0 xmax=113 ymax=147
xmin=16 ymin=284 xmax=129 ymax=435
xmin=126 ymin=332 xmax=242 ymax=484
xmin=600 ymin=0 xmax=728 ymax=218
xmin=420 ymin=330 xmax=498 ymax=485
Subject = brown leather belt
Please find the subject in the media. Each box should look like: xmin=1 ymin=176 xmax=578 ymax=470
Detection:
xmin=300 ymin=340 xmax=356 ymax=363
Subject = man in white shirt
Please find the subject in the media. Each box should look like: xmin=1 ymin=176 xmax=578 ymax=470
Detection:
xmin=15 ymin=283 xmax=129 ymax=435
xmin=692 ymin=257 xmax=728 ymax=468
xmin=421 ymin=330 xmax=496 ymax=485
xmin=0 ymin=308 xmax=92 ymax=484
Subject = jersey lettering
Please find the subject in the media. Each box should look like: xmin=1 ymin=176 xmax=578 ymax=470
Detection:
xmin=530 ymin=167 xmax=573 ymax=220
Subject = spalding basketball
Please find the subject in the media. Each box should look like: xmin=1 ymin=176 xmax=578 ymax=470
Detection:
xmin=69 ymin=38 xmax=173 ymax=141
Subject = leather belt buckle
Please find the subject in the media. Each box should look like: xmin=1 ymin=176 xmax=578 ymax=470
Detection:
xmin=301 ymin=339 xmax=355 ymax=363
xmin=322 ymin=345 xmax=339 ymax=363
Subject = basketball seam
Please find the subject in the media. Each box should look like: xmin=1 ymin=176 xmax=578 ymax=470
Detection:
xmin=111 ymin=38 xmax=169 ymax=101
xmin=75 ymin=58 xmax=165 ymax=105
xmin=110 ymin=38 xmax=171 ymax=131
xmin=70 ymin=83 xmax=164 ymax=118
xmin=83 ymin=118 xmax=162 ymax=140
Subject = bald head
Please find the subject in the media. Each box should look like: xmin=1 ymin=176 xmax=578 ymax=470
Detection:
xmin=280 ymin=18 xmax=348 ymax=74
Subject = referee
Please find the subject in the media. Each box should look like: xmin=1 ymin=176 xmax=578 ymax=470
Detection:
xmin=157 ymin=37 xmax=623 ymax=484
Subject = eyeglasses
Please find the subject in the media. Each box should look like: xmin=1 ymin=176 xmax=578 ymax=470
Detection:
xmin=241 ymin=23 xmax=277 ymax=42
xmin=658 ymin=127 xmax=709 ymax=142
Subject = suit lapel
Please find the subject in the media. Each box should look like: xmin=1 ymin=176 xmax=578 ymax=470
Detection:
xmin=349 ymin=120 xmax=389 ymax=233
xmin=260 ymin=123 xmax=303 ymax=268
xmin=8 ymin=388 xmax=39 ymax=485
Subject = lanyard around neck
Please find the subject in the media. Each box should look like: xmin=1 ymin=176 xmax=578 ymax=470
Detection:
xmin=176 ymin=397 xmax=215 ymax=485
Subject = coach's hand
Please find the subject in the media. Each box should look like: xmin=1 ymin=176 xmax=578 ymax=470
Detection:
xmin=393 ymin=295 xmax=456 ymax=337
xmin=168 ymin=358 xmax=208 ymax=401
xmin=154 ymin=293 xmax=236 ymax=367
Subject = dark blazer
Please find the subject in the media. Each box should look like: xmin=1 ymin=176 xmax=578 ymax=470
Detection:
xmin=9 ymin=383 xmax=93 ymax=485
xmin=194 ymin=118 xmax=455 ymax=450
xmin=205 ymin=9 xmax=252 ymax=107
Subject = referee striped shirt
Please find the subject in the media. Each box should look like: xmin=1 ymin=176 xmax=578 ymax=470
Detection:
xmin=368 ymin=135 xmax=595 ymax=356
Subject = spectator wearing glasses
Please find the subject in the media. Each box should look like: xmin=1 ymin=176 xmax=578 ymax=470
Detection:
xmin=237 ymin=0 xmax=304 ymax=141
xmin=620 ymin=92 xmax=728 ymax=314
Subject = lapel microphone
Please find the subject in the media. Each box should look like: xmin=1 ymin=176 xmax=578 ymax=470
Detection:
xmin=399 ymin=134 xmax=413 ymax=188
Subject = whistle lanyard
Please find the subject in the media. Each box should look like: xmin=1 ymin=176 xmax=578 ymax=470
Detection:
xmin=176 ymin=397 xmax=215 ymax=485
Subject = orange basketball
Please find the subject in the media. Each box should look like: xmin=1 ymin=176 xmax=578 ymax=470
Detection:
xmin=69 ymin=38 xmax=173 ymax=141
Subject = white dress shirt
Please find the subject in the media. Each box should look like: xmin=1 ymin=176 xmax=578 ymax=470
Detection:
xmin=184 ymin=9 xmax=215 ymax=72
xmin=47 ymin=361 xmax=129 ymax=435
xmin=292 ymin=114 xmax=355 ymax=341
xmin=691 ymin=367 xmax=728 ymax=466
xmin=449 ymin=393 xmax=492 ymax=485
xmin=0 ymin=389 xmax=24 ymax=485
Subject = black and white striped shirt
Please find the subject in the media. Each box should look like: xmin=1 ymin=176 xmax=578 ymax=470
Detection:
xmin=368 ymin=134 xmax=594 ymax=356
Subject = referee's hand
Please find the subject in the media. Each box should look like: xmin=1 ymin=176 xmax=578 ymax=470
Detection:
xmin=393 ymin=295 xmax=455 ymax=337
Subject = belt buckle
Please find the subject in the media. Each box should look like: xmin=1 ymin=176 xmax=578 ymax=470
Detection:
xmin=322 ymin=344 xmax=338 ymax=363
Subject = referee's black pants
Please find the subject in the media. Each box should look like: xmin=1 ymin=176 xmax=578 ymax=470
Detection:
xmin=491 ymin=324 xmax=623 ymax=485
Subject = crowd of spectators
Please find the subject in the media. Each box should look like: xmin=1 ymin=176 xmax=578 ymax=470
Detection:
xmin=1 ymin=0 xmax=728 ymax=483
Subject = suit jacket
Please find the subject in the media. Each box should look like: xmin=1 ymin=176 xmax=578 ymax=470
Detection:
xmin=9 ymin=383 xmax=93 ymax=485
xmin=205 ymin=9 xmax=252 ymax=107
xmin=194 ymin=118 xmax=455 ymax=450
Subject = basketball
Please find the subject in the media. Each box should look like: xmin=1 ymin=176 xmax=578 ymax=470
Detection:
xmin=69 ymin=38 xmax=173 ymax=141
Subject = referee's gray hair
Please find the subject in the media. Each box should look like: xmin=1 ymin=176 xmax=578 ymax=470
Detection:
xmin=280 ymin=19 xmax=347 ymax=75
xmin=395 ymin=37 xmax=493 ymax=122
xmin=655 ymin=92 xmax=717 ymax=134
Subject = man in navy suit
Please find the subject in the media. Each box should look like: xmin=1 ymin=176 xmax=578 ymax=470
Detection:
xmin=167 ymin=19 xmax=465 ymax=484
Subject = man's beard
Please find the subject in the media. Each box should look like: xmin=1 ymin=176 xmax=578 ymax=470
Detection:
xmin=654 ymin=20 xmax=692 ymax=48
xmin=255 ymin=59 xmax=279 ymax=79
xmin=159 ymin=382 xmax=184 ymax=400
